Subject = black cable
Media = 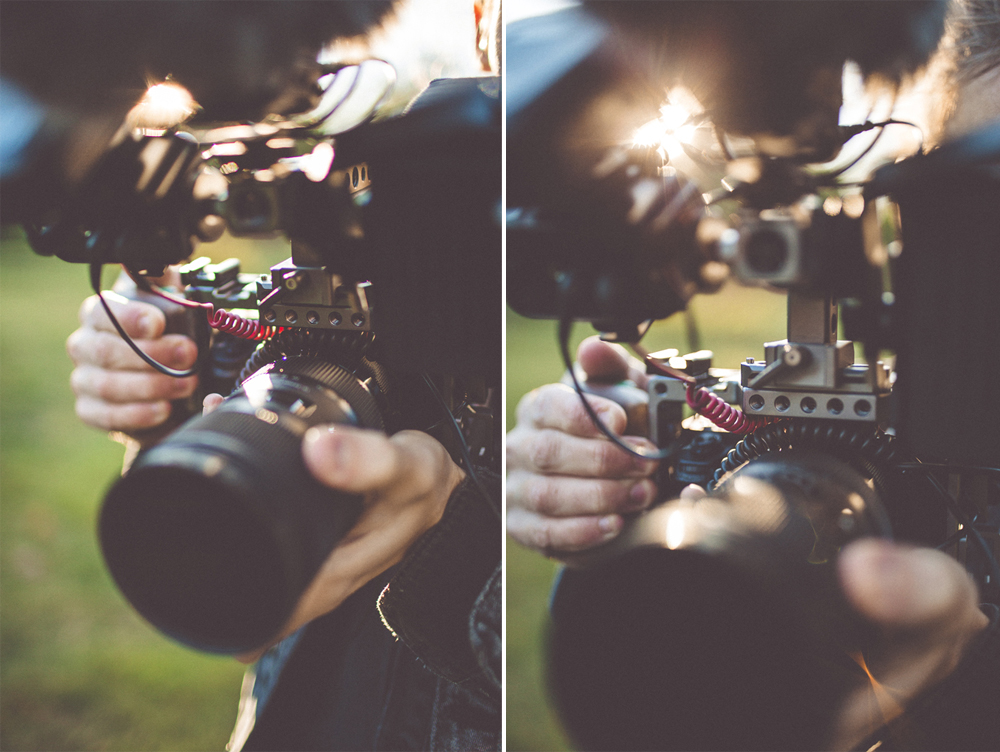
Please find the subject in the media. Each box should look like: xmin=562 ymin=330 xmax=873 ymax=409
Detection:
xmin=89 ymin=260 xmax=203 ymax=378
xmin=935 ymin=512 xmax=986 ymax=551
xmin=819 ymin=119 xmax=924 ymax=182
xmin=823 ymin=124 xmax=889 ymax=180
xmin=421 ymin=373 xmax=500 ymax=520
xmin=922 ymin=472 xmax=1000 ymax=589
xmin=895 ymin=463 xmax=1000 ymax=477
xmin=557 ymin=313 xmax=672 ymax=462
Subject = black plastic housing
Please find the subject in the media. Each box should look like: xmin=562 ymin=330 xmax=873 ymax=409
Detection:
xmin=100 ymin=357 xmax=383 ymax=653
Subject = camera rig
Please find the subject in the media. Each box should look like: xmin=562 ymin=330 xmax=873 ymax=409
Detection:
xmin=22 ymin=62 xmax=502 ymax=652
xmin=508 ymin=5 xmax=999 ymax=749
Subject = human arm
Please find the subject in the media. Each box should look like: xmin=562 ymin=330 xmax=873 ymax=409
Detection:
xmin=378 ymin=470 xmax=502 ymax=693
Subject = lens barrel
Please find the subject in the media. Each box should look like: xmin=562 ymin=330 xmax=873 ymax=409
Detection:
xmin=100 ymin=357 xmax=383 ymax=653
xmin=548 ymin=452 xmax=890 ymax=751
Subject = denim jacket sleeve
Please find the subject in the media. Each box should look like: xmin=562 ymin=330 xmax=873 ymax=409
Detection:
xmin=377 ymin=469 xmax=502 ymax=701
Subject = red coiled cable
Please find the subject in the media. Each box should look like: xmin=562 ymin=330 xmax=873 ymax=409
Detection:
xmin=137 ymin=277 xmax=280 ymax=342
xmin=685 ymin=383 xmax=774 ymax=435
xmin=204 ymin=306 xmax=280 ymax=341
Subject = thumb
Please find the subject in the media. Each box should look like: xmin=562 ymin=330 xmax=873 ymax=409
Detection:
xmin=839 ymin=539 xmax=986 ymax=630
xmin=303 ymin=425 xmax=402 ymax=494
xmin=81 ymin=291 xmax=167 ymax=339
xmin=577 ymin=335 xmax=649 ymax=388
xmin=577 ymin=336 xmax=632 ymax=382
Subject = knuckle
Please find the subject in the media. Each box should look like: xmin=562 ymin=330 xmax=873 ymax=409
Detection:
xmin=91 ymin=335 xmax=116 ymax=367
xmin=394 ymin=431 xmax=440 ymax=490
xmin=76 ymin=398 xmax=111 ymax=431
xmin=565 ymin=396 xmax=593 ymax=432
xmin=528 ymin=431 xmax=562 ymax=473
xmin=68 ymin=367 xmax=86 ymax=396
xmin=593 ymin=480 xmax=618 ymax=510
xmin=514 ymin=388 xmax=539 ymax=422
xmin=78 ymin=295 xmax=100 ymax=325
xmin=530 ymin=522 xmax=553 ymax=556
xmin=526 ymin=477 xmax=558 ymax=516
xmin=65 ymin=330 xmax=84 ymax=362
xmin=505 ymin=432 xmax=521 ymax=472
xmin=94 ymin=371 xmax=117 ymax=401
xmin=593 ymin=440 xmax=627 ymax=477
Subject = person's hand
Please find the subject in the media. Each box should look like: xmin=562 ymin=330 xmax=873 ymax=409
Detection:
xmin=506 ymin=336 xmax=658 ymax=559
xmin=66 ymin=270 xmax=198 ymax=437
xmin=831 ymin=538 xmax=990 ymax=749
xmin=232 ymin=421 xmax=465 ymax=661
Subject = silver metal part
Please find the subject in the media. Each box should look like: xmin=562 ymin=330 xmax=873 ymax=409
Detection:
xmin=747 ymin=344 xmax=813 ymax=389
xmin=648 ymin=371 xmax=742 ymax=446
xmin=742 ymin=386 xmax=887 ymax=423
xmin=787 ymin=292 xmax=837 ymax=344
xmin=720 ymin=211 xmax=806 ymax=286
xmin=258 ymin=259 xmax=373 ymax=332
xmin=741 ymin=353 xmax=890 ymax=422
xmin=760 ymin=339 xmax=854 ymax=390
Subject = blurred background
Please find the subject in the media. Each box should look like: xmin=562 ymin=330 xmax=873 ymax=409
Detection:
xmin=0 ymin=1 xmax=483 ymax=749
xmin=0 ymin=231 xmax=283 ymax=751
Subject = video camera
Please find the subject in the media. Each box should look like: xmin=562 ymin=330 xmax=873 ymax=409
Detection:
xmin=22 ymin=61 xmax=501 ymax=653
xmin=507 ymin=3 xmax=999 ymax=749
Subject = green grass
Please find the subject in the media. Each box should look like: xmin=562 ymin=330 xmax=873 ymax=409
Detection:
xmin=0 ymin=229 xmax=288 ymax=752
xmin=505 ymin=285 xmax=787 ymax=751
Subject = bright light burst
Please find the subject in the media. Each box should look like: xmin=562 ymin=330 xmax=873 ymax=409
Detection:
xmin=128 ymin=82 xmax=198 ymax=129
xmin=633 ymin=86 xmax=704 ymax=162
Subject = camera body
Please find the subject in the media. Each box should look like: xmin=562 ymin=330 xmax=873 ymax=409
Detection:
xmin=508 ymin=5 xmax=999 ymax=748
xmin=24 ymin=70 xmax=501 ymax=652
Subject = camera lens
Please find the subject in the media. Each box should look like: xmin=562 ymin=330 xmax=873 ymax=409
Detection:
xmin=548 ymin=452 xmax=890 ymax=751
xmin=99 ymin=357 xmax=383 ymax=653
xmin=744 ymin=228 xmax=788 ymax=274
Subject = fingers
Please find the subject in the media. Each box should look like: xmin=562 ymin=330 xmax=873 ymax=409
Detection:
xmin=577 ymin=335 xmax=648 ymax=388
xmin=74 ymin=396 xmax=172 ymax=431
xmin=70 ymin=365 xmax=196 ymax=431
xmin=507 ymin=472 xmax=656 ymax=518
xmin=78 ymin=292 xmax=167 ymax=339
xmin=303 ymin=426 xmax=461 ymax=498
xmin=67 ymin=296 xmax=198 ymax=434
xmin=277 ymin=426 xmax=463 ymax=646
xmin=516 ymin=383 xmax=628 ymax=437
xmin=70 ymin=365 xmax=197 ymax=403
xmin=507 ymin=423 xmax=657 ymax=478
xmin=831 ymin=539 xmax=990 ymax=750
xmin=507 ymin=506 xmax=624 ymax=553
xmin=303 ymin=425 xmax=403 ymax=493
xmin=67 ymin=326 xmax=198 ymax=371
xmin=679 ymin=483 xmax=707 ymax=501
xmin=508 ymin=373 xmax=659 ymax=559
xmin=203 ymin=393 xmax=224 ymax=415
xmin=839 ymin=539 xmax=988 ymax=632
